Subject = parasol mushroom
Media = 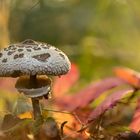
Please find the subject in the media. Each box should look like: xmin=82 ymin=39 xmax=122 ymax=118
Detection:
xmin=0 ymin=39 xmax=71 ymax=119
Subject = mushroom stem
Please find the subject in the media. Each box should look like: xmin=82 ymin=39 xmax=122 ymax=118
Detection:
xmin=30 ymin=75 xmax=42 ymax=120
xmin=31 ymin=98 xmax=41 ymax=119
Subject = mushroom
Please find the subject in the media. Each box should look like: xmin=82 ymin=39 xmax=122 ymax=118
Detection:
xmin=0 ymin=39 xmax=71 ymax=119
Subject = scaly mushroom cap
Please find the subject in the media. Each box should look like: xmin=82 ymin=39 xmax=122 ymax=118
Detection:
xmin=0 ymin=39 xmax=71 ymax=77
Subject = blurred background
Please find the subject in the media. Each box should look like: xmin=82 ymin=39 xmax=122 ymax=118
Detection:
xmin=1 ymin=0 xmax=140 ymax=81
xmin=0 ymin=0 xmax=140 ymax=137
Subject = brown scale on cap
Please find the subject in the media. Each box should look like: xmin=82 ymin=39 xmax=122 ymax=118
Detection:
xmin=32 ymin=53 xmax=51 ymax=62
xmin=9 ymin=45 xmax=16 ymax=49
xmin=42 ymin=46 xmax=49 ymax=49
xmin=33 ymin=47 xmax=41 ymax=51
xmin=14 ymin=54 xmax=19 ymax=59
xmin=7 ymin=51 xmax=15 ymax=55
xmin=4 ymin=48 xmax=9 ymax=51
xmin=18 ymin=53 xmax=24 ymax=58
xmin=22 ymin=39 xmax=38 ymax=45
xmin=55 ymin=48 xmax=61 ymax=52
xmin=18 ymin=49 xmax=24 ymax=52
xmin=26 ymin=48 xmax=32 ymax=52
xmin=40 ymin=43 xmax=51 ymax=48
xmin=4 ymin=45 xmax=17 ymax=52
xmin=9 ymin=45 xmax=13 ymax=48
xmin=13 ymin=53 xmax=24 ymax=59
xmin=59 ymin=53 xmax=65 ymax=60
xmin=14 ymin=45 xmax=22 ymax=48
xmin=2 ymin=58 xmax=7 ymax=63
xmin=10 ymin=47 xmax=17 ymax=50
xmin=25 ymin=45 xmax=33 ymax=48
xmin=0 ymin=53 xmax=3 ymax=58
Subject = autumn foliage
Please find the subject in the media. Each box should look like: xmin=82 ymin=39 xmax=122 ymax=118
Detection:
xmin=0 ymin=64 xmax=140 ymax=139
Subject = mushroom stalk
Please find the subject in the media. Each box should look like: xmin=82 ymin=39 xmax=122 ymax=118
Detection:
xmin=30 ymin=75 xmax=42 ymax=119
xmin=31 ymin=98 xmax=41 ymax=120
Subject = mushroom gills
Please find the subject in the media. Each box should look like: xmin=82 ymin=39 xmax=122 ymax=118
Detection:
xmin=15 ymin=75 xmax=51 ymax=98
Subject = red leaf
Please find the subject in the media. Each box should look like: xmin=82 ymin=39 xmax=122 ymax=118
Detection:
xmin=114 ymin=67 xmax=140 ymax=88
xmin=130 ymin=99 xmax=140 ymax=132
xmin=53 ymin=63 xmax=79 ymax=98
xmin=0 ymin=78 xmax=17 ymax=92
xmin=56 ymin=77 xmax=125 ymax=111
xmin=87 ymin=88 xmax=134 ymax=123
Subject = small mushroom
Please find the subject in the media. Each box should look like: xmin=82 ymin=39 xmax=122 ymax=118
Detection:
xmin=0 ymin=39 xmax=71 ymax=119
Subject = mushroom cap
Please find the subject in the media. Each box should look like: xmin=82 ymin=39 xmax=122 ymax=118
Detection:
xmin=0 ymin=39 xmax=71 ymax=77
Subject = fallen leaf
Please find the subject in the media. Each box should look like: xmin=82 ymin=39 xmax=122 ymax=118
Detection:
xmin=0 ymin=78 xmax=17 ymax=92
xmin=129 ymin=99 xmax=140 ymax=132
xmin=1 ymin=114 xmax=22 ymax=130
xmin=18 ymin=111 xmax=33 ymax=119
xmin=114 ymin=67 xmax=140 ymax=88
xmin=56 ymin=77 xmax=125 ymax=111
xmin=87 ymin=88 xmax=134 ymax=123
